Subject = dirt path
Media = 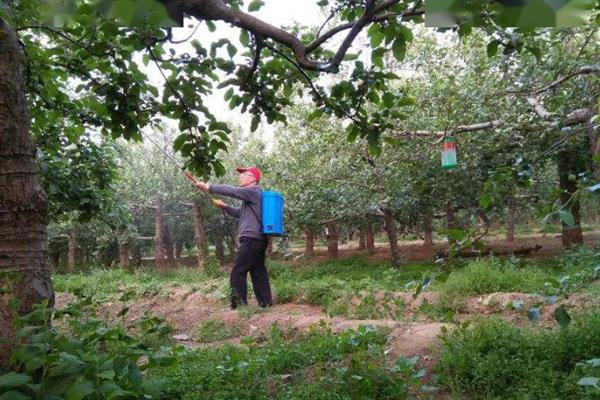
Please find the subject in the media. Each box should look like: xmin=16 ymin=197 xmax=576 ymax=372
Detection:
xmin=55 ymin=286 xmax=598 ymax=360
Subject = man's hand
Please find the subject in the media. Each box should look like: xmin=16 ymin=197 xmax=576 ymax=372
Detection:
xmin=212 ymin=199 xmax=226 ymax=209
xmin=194 ymin=180 xmax=209 ymax=192
xmin=184 ymin=171 xmax=209 ymax=191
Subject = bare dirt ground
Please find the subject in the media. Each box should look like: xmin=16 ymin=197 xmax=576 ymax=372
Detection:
xmin=290 ymin=231 xmax=600 ymax=265
xmin=54 ymin=284 xmax=599 ymax=361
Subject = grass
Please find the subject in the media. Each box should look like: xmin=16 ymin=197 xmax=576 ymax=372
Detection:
xmin=196 ymin=319 xmax=244 ymax=342
xmin=153 ymin=324 xmax=427 ymax=400
xmin=437 ymin=312 xmax=600 ymax=399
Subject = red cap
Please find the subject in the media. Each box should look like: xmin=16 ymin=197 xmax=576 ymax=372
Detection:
xmin=236 ymin=166 xmax=261 ymax=183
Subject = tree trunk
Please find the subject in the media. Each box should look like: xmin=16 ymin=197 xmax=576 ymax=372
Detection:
xmin=174 ymin=240 xmax=183 ymax=261
xmin=67 ymin=229 xmax=77 ymax=272
xmin=382 ymin=209 xmax=400 ymax=268
xmin=131 ymin=243 xmax=142 ymax=267
xmin=193 ymin=202 xmax=208 ymax=269
xmin=446 ymin=201 xmax=456 ymax=244
xmin=119 ymin=241 xmax=129 ymax=268
xmin=162 ymin=220 xmax=176 ymax=267
xmin=51 ymin=248 xmax=61 ymax=270
xmin=358 ymin=230 xmax=366 ymax=250
xmin=588 ymin=113 xmax=600 ymax=182
xmin=304 ymin=229 xmax=315 ymax=256
xmin=214 ymin=230 xmax=225 ymax=264
xmin=423 ymin=212 xmax=434 ymax=246
xmin=227 ymin=227 xmax=238 ymax=255
xmin=365 ymin=222 xmax=375 ymax=254
xmin=326 ymin=223 xmax=339 ymax=258
xmin=506 ymin=204 xmax=515 ymax=242
xmin=557 ymin=148 xmax=584 ymax=247
xmin=0 ymin=21 xmax=54 ymax=367
xmin=267 ymin=237 xmax=274 ymax=254
xmin=154 ymin=197 xmax=165 ymax=268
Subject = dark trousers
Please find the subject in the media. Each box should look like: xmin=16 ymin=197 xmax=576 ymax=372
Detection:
xmin=230 ymin=236 xmax=273 ymax=308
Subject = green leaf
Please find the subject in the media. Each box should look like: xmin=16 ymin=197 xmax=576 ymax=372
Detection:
xmin=0 ymin=392 xmax=30 ymax=400
xmin=307 ymin=109 xmax=324 ymax=122
xmin=239 ymin=30 xmax=250 ymax=47
xmin=392 ymin=37 xmax=406 ymax=61
xmin=526 ymin=45 xmax=542 ymax=62
xmin=553 ymin=305 xmax=571 ymax=327
xmin=223 ymin=88 xmax=234 ymax=101
xmin=371 ymin=48 xmax=385 ymax=68
xmin=226 ymin=44 xmax=237 ymax=58
xmin=250 ymin=115 xmax=260 ymax=132
xmin=558 ymin=210 xmax=575 ymax=227
xmin=369 ymin=31 xmax=385 ymax=47
xmin=577 ymin=377 xmax=600 ymax=388
xmin=0 ymin=372 xmax=30 ymax=388
xmin=173 ymin=133 xmax=188 ymax=152
xmin=487 ymin=40 xmax=500 ymax=58
xmin=206 ymin=21 xmax=216 ymax=32
xmin=479 ymin=193 xmax=491 ymax=209
xmin=65 ymin=380 xmax=95 ymax=400
xmin=248 ymin=0 xmax=265 ymax=12
xmin=527 ymin=307 xmax=541 ymax=321
xmin=446 ymin=229 xmax=465 ymax=241
xmin=397 ymin=96 xmax=416 ymax=106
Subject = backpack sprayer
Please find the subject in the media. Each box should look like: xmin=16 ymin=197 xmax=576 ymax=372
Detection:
xmin=145 ymin=135 xmax=284 ymax=236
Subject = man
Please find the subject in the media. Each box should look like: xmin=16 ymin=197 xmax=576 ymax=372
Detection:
xmin=191 ymin=166 xmax=273 ymax=309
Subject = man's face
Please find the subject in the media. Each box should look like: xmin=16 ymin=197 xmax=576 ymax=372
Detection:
xmin=239 ymin=171 xmax=256 ymax=187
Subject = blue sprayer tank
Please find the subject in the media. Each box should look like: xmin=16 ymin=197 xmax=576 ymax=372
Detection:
xmin=261 ymin=191 xmax=284 ymax=235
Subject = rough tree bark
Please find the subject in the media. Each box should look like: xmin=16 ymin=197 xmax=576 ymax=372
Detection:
xmin=0 ymin=20 xmax=54 ymax=366
xmin=506 ymin=203 xmax=515 ymax=242
xmin=119 ymin=241 xmax=129 ymax=268
xmin=174 ymin=240 xmax=183 ymax=261
xmin=557 ymin=149 xmax=584 ymax=247
xmin=67 ymin=229 xmax=77 ymax=272
xmin=382 ymin=209 xmax=399 ymax=268
xmin=326 ymin=223 xmax=339 ymax=258
xmin=214 ymin=230 xmax=225 ymax=264
xmin=358 ymin=229 xmax=366 ymax=250
xmin=364 ymin=222 xmax=375 ymax=254
xmin=154 ymin=197 xmax=166 ymax=268
xmin=162 ymin=220 xmax=176 ymax=267
xmin=423 ymin=212 xmax=434 ymax=246
xmin=446 ymin=201 xmax=456 ymax=245
xmin=304 ymin=229 xmax=315 ymax=256
xmin=192 ymin=202 xmax=208 ymax=269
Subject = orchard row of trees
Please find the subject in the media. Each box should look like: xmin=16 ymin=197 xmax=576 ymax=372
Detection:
xmin=1 ymin=0 xmax=599 ymax=363
xmin=44 ymin=28 xmax=600 ymax=272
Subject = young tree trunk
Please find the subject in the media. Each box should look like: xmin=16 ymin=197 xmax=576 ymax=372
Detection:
xmin=267 ymin=237 xmax=274 ymax=254
xmin=214 ymin=230 xmax=225 ymax=264
xmin=326 ymin=223 xmax=339 ymax=258
xmin=423 ymin=212 xmax=434 ymax=247
xmin=304 ymin=229 xmax=315 ymax=256
xmin=227 ymin=227 xmax=238 ymax=255
xmin=382 ymin=209 xmax=400 ymax=268
xmin=154 ymin=197 xmax=165 ymax=268
xmin=358 ymin=230 xmax=366 ymax=250
xmin=446 ymin=201 xmax=456 ymax=244
xmin=162 ymin=220 xmax=176 ymax=267
xmin=364 ymin=222 xmax=375 ymax=254
xmin=67 ymin=229 xmax=77 ymax=272
xmin=174 ymin=240 xmax=183 ymax=261
xmin=131 ymin=243 xmax=142 ymax=267
xmin=557 ymin=149 xmax=584 ymax=247
xmin=588 ymin=114 xmax=600 ymax=182
xmin=51 ymin=248 xmax=61 ymax=270
xmin=0 ymin=21 xmax=54 ymax=366
xmin=119 ymin=242 xmax=129 ymax=268
xmin=193 ymin=202 xmax=208 ymax=269
xmin=506 ymin=204 xmax=515 ymax=242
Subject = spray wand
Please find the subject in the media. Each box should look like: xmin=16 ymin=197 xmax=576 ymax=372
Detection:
xmin=144 ymin=135 xmax=220 ymax=206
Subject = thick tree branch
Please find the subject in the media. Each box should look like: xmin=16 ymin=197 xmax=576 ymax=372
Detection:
xmin=526 ymin=97 xmax=556 ymax=120
xmin=395 ymin=120 xmax=502 ymax=138
xmin=531 ymin=65 xmax=600 ymax=96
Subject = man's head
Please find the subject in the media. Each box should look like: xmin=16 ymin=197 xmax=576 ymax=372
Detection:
xmin=236 ymin=166 xmax=261 ymax=187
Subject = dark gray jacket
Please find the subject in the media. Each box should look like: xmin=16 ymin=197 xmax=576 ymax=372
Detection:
xmin=208 ymin=184 xmax=264 ymax=240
